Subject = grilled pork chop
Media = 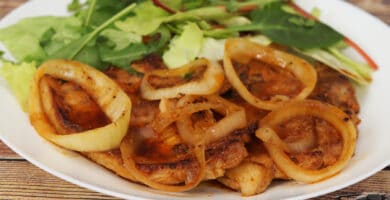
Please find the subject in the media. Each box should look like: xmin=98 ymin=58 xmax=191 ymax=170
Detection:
xmin=309 ymin=63 xmax=360 ymax=125
xmin=44 ymin=67 xmax=249 ymax=186
xmin=217 ymin=62 xmax=360 ymax=195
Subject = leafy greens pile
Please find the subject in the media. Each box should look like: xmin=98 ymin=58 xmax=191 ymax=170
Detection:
xmin=0 ymin=0 xmax=374 ymax=109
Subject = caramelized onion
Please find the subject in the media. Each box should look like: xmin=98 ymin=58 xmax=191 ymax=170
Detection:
xmin=141 ymin=58 xmax=224 ymax=100
xmin=256 ymin=100 xmax=357 ymax=183
xmin=175 ymin=95 xmax=247 ymax=145
xmin=119 ymin=95 xmax=246 ymax=191
xmin=29 ymin=60 xmax=131 ymax=151
xmin=223 ymin=38 xmax=317 ymax=110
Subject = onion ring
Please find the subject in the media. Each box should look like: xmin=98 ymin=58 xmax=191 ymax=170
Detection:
xmin=223 ymin=38 xmax=317 ymax=110
xmin=175 ymin=95 xmax=247 ymax=145
xmin=120 ymin=95 xmax=246 ymax=191
xmin=256 ymin=100 xmax=357 ymax=183
xmin=29 ymin=60 xmax=131 ymax=152
xmin=141 ymin=58 xmax=224 ymax=100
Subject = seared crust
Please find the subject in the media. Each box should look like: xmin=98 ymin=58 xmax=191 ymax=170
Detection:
xmin=309 ymin=63 xmax=360 ymax=125
xmin=84 ymin=130 xmax=249 ymax=185
xmin=82 ymin=150 xmax=137 ymax=182
xmin=61 ymin=61 xmax=360 ymax=192
xmin=218 ymin=62 xmax=360 ymax=195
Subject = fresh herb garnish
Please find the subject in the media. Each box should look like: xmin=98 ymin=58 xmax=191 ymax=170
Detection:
xmin=0 ymin=0 xmax=375 ymax=84
xmin=49 ymin=3 xmax=137 ymax=61
xmin=229 ymin=2 xmax=344 ymax=49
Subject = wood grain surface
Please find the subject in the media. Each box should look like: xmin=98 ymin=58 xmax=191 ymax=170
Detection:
xmin=0 ymin=0 xmax=389 ymax=199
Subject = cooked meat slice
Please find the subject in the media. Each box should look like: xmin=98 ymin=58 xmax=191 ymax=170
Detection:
xmin=272 ymin=115 xmax=343 ymax=170
xmin=132 ymin=127 xmax=249 ymax=185
xmin=204 ymin=131 xmax=249 ymax=180
xmin=128 ymin=94 xmax=160 ymax=127
xmin=221 ymin=90 xmax=269 ymax=125
xmin=233 ymin=60 xmax=304 ymax=101
xmin=217 ymin=62 xmax=360 ymax=195
xmin=217 ymin=140 xmax=274 ymax=196
xmin=39 ymin=75 xmax=110 ymax=134
xmin=105 ymin=68 xmax=160 ymax=127
xmin=310 ymin=63 xmax=360 ymax=125
xmin=105 ymin=67 xmax=142 ymax=94
xmin=218 ymin=161 xmax=272 ymax=196
xmin=131 ymin=54 xmax=167 ymax=73
xmin=85 ymin=130 xmax=249 ymax=185
xmin=56 ymin=67 xmax=248 ymax=186
xmin=82 ymin=150 xmax=137 ymax=182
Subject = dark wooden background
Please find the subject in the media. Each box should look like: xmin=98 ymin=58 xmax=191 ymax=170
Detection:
xmin=0 ymin=0 xmax=389 ymax=199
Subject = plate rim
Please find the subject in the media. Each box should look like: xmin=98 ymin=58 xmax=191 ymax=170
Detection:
xmin=1 ymin=0 xmax=390 ymax=199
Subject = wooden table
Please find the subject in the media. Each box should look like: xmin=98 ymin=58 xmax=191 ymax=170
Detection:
xmin=0 ymin=0 xmax=389 ymax=199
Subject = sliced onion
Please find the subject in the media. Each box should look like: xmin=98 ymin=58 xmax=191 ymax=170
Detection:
xmin=256 ymin=100 xmax=357 ymax=183
xmin=119 ymin=95 xmax=246 ymax=191
xmin=175 ymin=95 xmax=247 ymax=145
xmin=141 ymin=58 xmax=224 ymax=100
xmin=285 ymin=130 xmax=317 ymax=154
xmin=29 ymin=60 xmax=132 ymax=152
xmin=151 ymin=101 xmax=221 ymax=134
xmin=223 ymin=38 xmax=317 ymax=110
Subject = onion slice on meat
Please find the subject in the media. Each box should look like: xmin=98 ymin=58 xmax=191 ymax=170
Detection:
xmin=223 ymin=38 xmax=317 ymax=110
xmin=141 ymin=58 xmax=224 ymax=100
xmin=29 ymin=60 xmax=132 ymax=152
xmin=256 ymin=100 xmax=357 ymax=183
xmin=120 ymin=95 xmax=246 ymax=191
xmin=174 ymin=95 xmax=247 ymax=145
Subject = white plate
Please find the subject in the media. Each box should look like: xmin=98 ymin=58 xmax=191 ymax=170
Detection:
xmin=1 ymin=0 xmax=390 ymax=199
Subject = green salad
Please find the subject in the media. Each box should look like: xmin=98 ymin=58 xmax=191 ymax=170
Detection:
xmin=0 ymin=0 xmax=375 ymax=110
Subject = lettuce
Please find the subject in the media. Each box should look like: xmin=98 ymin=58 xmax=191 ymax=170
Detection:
xmin=116 ymin=3 xmax=230 ymax=36
xmin=198 ymin=35 xmax=272 ymax=61
xmin=0 ymin=62 xmax=36 ymax=111
xmin=100 ymin=29 xmax=142 ymax=50
xmin=115 ymin=1 xmax=169 ymax=35
xmin=298 ymin=47 xmax=372 ymax=85
xmin=0 ymin=16 xmax=82 ymax=63
xmin=163 ymin=23 xmax=203 ymax=68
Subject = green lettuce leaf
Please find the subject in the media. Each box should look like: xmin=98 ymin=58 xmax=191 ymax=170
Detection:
xmin=0 ymin=16 xmax=82 ymax=63
xmin=99 ymin=28 xmax=142 ymax=50
xmin=0 ymin=62 xmax=36 ymax=111
xmin=163 ymin=23 xmax=203 ymax=68
xmin=115 ymin=1 xmax=169 ymax=35
xmin=297 ymin=45 xmax=373 ymax=85
xmin=116 ymin=3 xmax=230 ymax=36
